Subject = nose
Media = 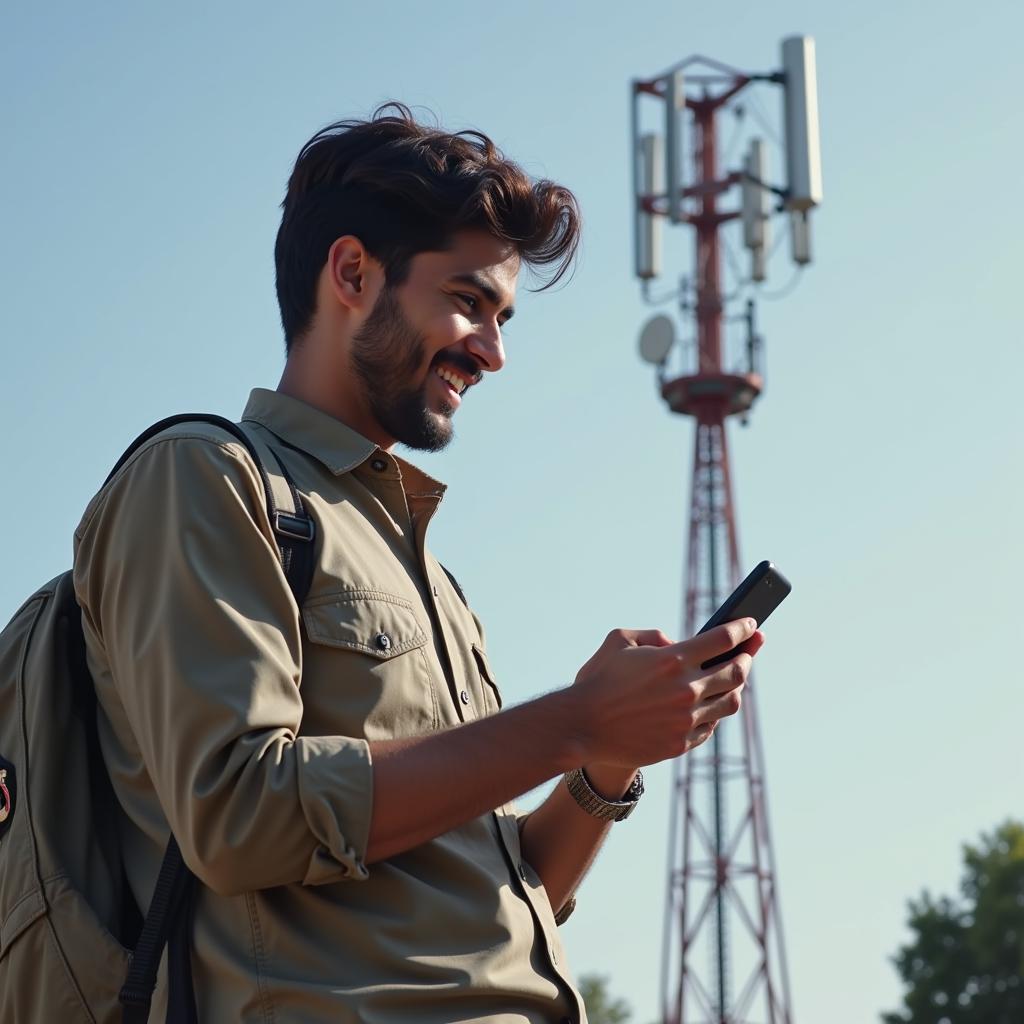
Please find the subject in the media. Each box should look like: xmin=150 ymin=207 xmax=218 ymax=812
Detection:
xmin=466 ymin=320 xmax=505 ymax=374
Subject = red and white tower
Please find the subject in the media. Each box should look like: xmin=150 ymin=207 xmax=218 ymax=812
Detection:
xmin=630 ymin=39 xmax=822 ymax=1024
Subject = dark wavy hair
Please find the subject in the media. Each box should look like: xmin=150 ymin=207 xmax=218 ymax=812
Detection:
xmin=274 ymin=103 xmax=581 ymax=350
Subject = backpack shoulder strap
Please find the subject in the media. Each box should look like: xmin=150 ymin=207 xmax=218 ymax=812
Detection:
xmin=109 ymin=413 xmax=316 ymax=1024
xmin=440 ymin=564 xmax=469 ymax=609
xmin=104 ymin=413 xmax=316 ymax=607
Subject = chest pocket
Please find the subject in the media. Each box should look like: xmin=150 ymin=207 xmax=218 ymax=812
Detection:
xmin=301 ymin=590 xmax=438 ymax=739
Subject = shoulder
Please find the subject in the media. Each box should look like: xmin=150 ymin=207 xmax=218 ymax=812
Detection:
xmin=75 ymin=422 xmax=266 ymax=543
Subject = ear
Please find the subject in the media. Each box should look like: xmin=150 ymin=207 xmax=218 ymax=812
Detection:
xmin=324 ymin=235 xmax=383 ymax=314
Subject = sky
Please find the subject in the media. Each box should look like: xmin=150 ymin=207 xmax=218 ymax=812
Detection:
xmin=3 ymin=2 xmax=1023 ymax=1022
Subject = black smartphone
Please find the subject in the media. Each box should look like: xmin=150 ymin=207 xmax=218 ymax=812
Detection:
xmin=698 ymin=560 xmax=791 ymax=669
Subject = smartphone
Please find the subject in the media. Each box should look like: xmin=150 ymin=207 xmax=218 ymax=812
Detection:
xmin=698 ymin=560 xmax=791 ymax=669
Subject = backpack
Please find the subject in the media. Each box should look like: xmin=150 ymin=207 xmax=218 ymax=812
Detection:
xmin=0 ymin=414 xmax=317 ymax=1024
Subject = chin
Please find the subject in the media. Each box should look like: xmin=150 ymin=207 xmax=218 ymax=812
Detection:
xmin=398 ymin=409 xmax=454 ymax=453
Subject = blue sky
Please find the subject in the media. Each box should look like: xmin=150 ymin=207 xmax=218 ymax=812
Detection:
xmin=3 ymin=2 xmax=1022 ymax=1021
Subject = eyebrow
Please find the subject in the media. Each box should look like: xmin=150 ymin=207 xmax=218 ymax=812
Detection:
xmin=449 ymin=272 xmax=516 ymax=323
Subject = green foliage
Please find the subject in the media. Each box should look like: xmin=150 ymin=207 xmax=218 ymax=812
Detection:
xmin=883 ymin=820 xmax=1024 ymax=1023
xmin=578 ymin=973 xmax=633 ymax=1024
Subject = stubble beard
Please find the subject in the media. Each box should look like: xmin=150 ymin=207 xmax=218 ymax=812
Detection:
xmin=350 ymin=285 xmax=455 ymax=453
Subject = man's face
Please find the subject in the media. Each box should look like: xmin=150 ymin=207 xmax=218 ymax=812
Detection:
xmin=351 ymin=231 xmax=518 ymax=452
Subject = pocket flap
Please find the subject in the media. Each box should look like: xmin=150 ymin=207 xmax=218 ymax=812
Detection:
xmin=303 ymin=591 xmax=428 ymax=659
xmin=471 ymin=644 xmax=503 ymax=709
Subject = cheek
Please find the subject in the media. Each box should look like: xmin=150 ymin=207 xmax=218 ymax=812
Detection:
xmin=426 ymin=314 xmax=468 ymax=356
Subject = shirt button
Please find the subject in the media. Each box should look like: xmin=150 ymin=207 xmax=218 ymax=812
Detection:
xmin=371 ymin=458 xmax=387 ymax=472
xmin=375 ymin=633 xmax=392 ymax=652
xmin=518 ymin=863 xmax=527 ymax=881
xmin=459 ymin=690 xmax=470 ymax=706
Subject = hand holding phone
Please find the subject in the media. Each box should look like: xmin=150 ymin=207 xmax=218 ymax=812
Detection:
xmin=698 ymin=561 xmax=791 ymax=669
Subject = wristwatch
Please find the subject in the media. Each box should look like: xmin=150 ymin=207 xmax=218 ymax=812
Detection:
xmin=563 ymin=767 xmax=644 ymax=822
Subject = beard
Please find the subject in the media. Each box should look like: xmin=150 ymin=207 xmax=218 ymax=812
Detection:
xmin=350 ymin=285 xmax=455 ymax=452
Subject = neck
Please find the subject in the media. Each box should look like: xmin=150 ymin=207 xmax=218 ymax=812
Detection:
xmin=277 ymin=346 xmax=394 ymax=451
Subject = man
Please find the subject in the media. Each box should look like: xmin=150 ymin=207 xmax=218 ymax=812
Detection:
xmin=74 ymin=105 xmax=762 ymax=1022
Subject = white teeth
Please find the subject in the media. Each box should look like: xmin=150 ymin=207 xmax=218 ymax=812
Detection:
xmin=436 ymin=368 xmax=467 ymax=394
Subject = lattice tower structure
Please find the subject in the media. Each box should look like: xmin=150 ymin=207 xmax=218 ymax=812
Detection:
xmin=637 ymin=79 xmax=795 ymax=1024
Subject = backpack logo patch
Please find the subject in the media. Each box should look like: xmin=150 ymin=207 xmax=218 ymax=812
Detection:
xmin=0 ymin=760 xmax=14 ymax=837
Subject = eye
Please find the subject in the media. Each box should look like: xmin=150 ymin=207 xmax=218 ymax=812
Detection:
xmin=454 ymin=292 xmax=478 ymax=312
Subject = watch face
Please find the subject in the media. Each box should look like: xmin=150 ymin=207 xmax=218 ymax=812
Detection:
xmin=629 ymin=770 xmax=645 ymax=799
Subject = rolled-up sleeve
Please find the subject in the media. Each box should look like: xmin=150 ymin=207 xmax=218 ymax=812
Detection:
xmin=73 ymin=432 xmax=372 ymax=895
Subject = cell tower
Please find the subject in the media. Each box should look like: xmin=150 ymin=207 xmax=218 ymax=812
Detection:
xmin=630 ymin=38 xmax=822 ymax=1024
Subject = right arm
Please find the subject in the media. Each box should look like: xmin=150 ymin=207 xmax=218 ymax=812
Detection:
xmin=365 ymin=623 xmax=758 ymax=864
xmin=75 ymin=435 xmax=753 ymax=893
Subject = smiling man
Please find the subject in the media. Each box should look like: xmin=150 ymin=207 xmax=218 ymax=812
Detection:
xmin=280 ymin=229 xmax=516 ymax=453
xmin=73 ymin=105 xmax=761 ymax=1023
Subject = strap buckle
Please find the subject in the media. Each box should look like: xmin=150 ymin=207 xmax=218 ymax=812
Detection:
xmin=273 ymin=512 xmax=314 ymax=542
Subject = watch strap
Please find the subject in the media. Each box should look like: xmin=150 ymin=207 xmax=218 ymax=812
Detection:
xmin=553 ymin=895 xmax=577 ymax=926
xmin=563 ymin=767 xmax=644 ymax=822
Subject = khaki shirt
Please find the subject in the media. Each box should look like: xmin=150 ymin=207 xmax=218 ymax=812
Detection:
xmin=73 ymin=388 xmax=585 ymax=1023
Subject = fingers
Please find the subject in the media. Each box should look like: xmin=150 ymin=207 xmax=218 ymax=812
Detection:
xmin=632 ymin=629 xmax=675 ymax=648
xmin=666 ymin=618 xmax=758 ymax=666
xmin=740 ymin=630 xmax=766 ymax=658
xmin=685 ymin=679 xmax=748 ymax=751
xmin=693 ymin=651 xmax=752 ymax=702
xmin=687 ymin=716 xmax=726 ymax=751
xmin=689 ymin=722 xmax=715 ymax=748
xmin=691 ymin=680 xmax=746 ymax=727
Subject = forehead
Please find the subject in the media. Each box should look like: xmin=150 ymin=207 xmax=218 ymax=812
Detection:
xmin=408 ymin=230 xmax=519 ymax=303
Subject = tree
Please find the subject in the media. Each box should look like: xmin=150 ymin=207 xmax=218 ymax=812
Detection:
xmin=578 ymin=973 xmax=634 ymax=1024
xmin=883 ymin=820 xmax=1024 ymax=1023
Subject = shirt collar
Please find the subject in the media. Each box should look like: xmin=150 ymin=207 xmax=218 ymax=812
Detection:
xmin=240 ymin=388 xmax=447 ymax=497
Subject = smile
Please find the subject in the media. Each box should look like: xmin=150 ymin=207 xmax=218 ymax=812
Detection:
xmin=435 ymin=366 xmax=471 ymax=396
